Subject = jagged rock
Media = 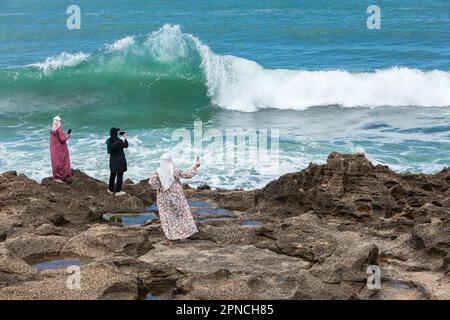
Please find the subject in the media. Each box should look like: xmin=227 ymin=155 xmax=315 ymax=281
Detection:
xmin=0 ymin=169 xmax=147 ymax=237
xmin=0 ymin=171 xmax=64 ymax=231
xmin=251 ymin=153 xmax=448 ymax=223
xmin=0 ymin=153 xmax=448 ymax=300
xmin=190 ymin=189 xmax=257 ymax=211
xmin=182 ymin=183 xmax=193 ymax=190
xmin=42 ymin=170 xmax=145 ymax=219
xmin=123 ymin=178 xmax=155 ymax=206
xmin=197 ymin=183 xmax=211 ymax=191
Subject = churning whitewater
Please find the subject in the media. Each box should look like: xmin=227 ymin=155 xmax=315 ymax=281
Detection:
xmin=0 ymin=24 xmax=449 ymax=189
xmin=1 ymin=24 xmax=449 ymax=114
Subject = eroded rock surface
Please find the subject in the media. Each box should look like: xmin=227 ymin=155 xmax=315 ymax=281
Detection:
xmin=0 ymin=153 xmax=448 ymax=299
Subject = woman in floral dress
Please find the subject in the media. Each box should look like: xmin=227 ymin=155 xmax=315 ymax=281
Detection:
xmin=148 ymin=153 xmax=200 ymax=242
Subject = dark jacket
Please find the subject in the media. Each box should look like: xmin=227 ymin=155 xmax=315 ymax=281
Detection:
xmin=109 ymin=138 xmax=128 ymax=173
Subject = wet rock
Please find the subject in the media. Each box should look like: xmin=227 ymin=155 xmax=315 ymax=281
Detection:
xmin=409 ymin=234 xmax=425 ymax=250
xmin=197 ymin=183 xmax=211 ymax=191
xmin=182 ymin=183 xmax=193 ymax=190
xmin=123 ymin=178 xmax=155 ymax=206
xmin=205 ymin=190 xmax=258 ymax=211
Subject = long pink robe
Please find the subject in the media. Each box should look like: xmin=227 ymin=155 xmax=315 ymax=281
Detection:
xmin=50 ymin=127 xmax=71 ymax=180
xmin=148 ymin=166 xmax=198 ymax=240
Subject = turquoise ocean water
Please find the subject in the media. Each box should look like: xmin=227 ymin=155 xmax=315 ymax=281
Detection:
xmin=0 ymin=1 xmax=449 ymax=189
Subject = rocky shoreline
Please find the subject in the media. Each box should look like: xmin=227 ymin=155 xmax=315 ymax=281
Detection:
xmin=0 ymin=152 xmax=449 ymax=299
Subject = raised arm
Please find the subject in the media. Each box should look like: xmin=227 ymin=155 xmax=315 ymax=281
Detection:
xmin=57 ymin=128 xmax=69 ymax=143
xmin=109 ymin=138 xmax=127 ymax=151
xmin=175 ymin=166 xmax=198 ymax=179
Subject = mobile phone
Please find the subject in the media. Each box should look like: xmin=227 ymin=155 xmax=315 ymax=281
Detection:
xmin=119 ymin=131 xmax=126 ymax=136
xmin=196 ymin=156 xmax=200 ymax=161
xmin=67 ymin=129 xmax=72 ymax=134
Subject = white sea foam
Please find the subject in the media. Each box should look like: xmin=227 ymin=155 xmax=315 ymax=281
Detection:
xmin=149 ymin=24 xmax=450 ymax=111
xmin=106 ymin=36 xmax=135 ymax=51
xmin=145 ymin=24 xmax=191 ymax=61
xmin=198 ymin=49 xmax=450 ymax=111
xmin=30 ymin=52 xmax=89 ymax=74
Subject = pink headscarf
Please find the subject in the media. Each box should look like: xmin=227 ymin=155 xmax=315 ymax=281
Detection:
xmin=51 ymin=116 xmax=61 ymax=132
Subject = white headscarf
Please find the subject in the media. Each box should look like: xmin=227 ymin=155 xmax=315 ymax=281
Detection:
xmin=157 ymin=153 xmax=175 ymax=191
xmin=51 ymin=116 xmax=61 ymax=132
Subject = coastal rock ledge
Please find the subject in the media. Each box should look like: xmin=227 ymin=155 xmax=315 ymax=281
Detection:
xmin=0 ymin=153 xmax=449 ymax=300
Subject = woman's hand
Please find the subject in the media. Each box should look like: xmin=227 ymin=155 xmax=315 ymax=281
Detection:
xmin=123 ymin=133 xmax=127 ymax=140
xmin=194 ymin=159 xmax=201 ymax=168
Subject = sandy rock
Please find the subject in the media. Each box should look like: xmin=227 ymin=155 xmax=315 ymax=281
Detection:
xmin=3 ymin=234 xmax=68 ymax=259
xmin=33 ymin=223 xmax=78 ymax=238
xmin=139 ymin=241 xmax=310 ymax=275
xmin=0 ymin=171 xmax=64 ymax=230
xmin=0 ymin=262 xmax=138 ymax=300
xmin=63 ymin=224 xmax=154 ymax=259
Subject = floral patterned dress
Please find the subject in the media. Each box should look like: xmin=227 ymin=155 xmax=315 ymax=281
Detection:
xmin=148 ymin=166 xmax=198 ymax=240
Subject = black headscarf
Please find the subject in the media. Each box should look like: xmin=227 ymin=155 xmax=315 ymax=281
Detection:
xmin=110 ymin=127 xmax=119 ymax=138
xmin=106 ymin=127 xmax=120 ymax=154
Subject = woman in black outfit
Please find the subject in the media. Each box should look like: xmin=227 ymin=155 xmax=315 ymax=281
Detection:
xmin=106 ymin=127 xmax=128 ymax=196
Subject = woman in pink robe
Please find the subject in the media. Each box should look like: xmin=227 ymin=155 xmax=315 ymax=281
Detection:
xmin=148 ymin=153 xmax=201 ymax=242
xmin=49 ymin=116 xmax=71 ymax=182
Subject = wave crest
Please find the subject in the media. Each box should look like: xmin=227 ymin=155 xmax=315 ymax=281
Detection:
xmin=1 ymin=24 xmax=450 ymax=113
xmin=30 ymin=52 xmax=90 ymax=74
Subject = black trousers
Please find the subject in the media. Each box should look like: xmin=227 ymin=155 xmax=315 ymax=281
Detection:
xmin=109 ymin=172 xmax=123 ymax=192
